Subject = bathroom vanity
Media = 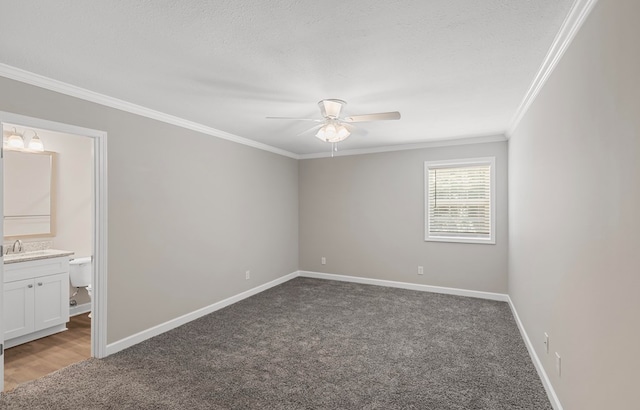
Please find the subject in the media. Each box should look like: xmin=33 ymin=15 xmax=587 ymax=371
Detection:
xmin=3 ymin=250 xmax=73 ymax=348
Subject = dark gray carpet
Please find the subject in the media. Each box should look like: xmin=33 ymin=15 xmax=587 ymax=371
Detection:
xmin=0 ymin=278 xmax=551 ymax=409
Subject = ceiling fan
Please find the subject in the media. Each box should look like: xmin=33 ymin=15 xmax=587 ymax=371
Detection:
xmin=267 ymin=99 xmax=401 ymax=148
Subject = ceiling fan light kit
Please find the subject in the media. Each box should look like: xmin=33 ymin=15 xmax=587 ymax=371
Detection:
xmin=267 ymin=98 xmax=401 ymax=155
xmin=315 ymin=121 xmax=351 ymax=143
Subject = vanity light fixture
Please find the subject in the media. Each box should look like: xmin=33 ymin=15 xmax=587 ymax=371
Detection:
xmin=3 ymin=128 xmax=45 ymax=152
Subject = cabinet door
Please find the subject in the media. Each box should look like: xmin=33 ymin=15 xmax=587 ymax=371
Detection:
xmin=3 ymin=279 xmax=35 ymax=340
xmin=34 ymin=273 xmax=69 ymax=331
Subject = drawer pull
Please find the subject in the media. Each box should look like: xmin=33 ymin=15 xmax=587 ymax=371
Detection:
xmin=27 ymin=284 xmax=33 ymax=288
xmin=37 ymin=282 xmax=43 ymax=286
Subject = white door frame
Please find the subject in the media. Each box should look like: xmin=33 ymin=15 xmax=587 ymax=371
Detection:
xmin=0 ymin=112 xmax=108 ymax=385
xmin=0 ymin=124 xmax=4 ymax=391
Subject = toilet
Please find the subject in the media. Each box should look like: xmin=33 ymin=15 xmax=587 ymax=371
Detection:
xmin=69 ymin=256 xmax=93 ymax=316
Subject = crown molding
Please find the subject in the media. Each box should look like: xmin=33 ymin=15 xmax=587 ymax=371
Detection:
xmin=0 ymin=64 xmax=508 ymax=160
xmin=298 ymin=133 xmax=507 ymax=159
xmin=507 ymin=0 xmax=599 ymax=137
xmin=0 ymin=63 xmax=300 ymax=159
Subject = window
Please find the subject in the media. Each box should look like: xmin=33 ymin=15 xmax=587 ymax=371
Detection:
xmin=424 ymin=157 xmax=495 ymax=244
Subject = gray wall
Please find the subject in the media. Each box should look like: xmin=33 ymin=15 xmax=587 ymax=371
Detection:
xmin=45 ymin=129 xmax=93 ymax=306
xmin=44 ymin=130 xmax=93 ymax=260
xmin=508 ymin=1 xmax=640 ymax=408
xmin=299 ymin=141 xmax=508 ymax=293
xmin=0 ymin=77 xmax=299 ymax=344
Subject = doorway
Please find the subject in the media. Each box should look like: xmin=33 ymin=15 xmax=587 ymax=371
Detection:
xmin=0 ymin=112 xmax=107 ymax=392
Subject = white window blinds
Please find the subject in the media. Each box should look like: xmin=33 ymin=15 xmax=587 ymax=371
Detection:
xmin=425 ymin=158 xmax=495 ymax=244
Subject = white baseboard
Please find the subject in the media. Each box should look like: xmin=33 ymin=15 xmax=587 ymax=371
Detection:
xmin=298 ymin=271 xmax=509 ymax=302
xmin=106 ymin=269 xmax=508 ymax=354
xmin=507 ymin=296 xmax=563 ymax=410
xmin=105 ymin=270 xmax=506 ymax=356
xmin=302 ymin=272 xmax=559 ymax=407
xmin=70 ymin=302 xmax=91 ymax=317
xmin=106 ymin=271 xmax=299 ymax=356
xmin=104 ymin=269 xmax=557 ymax=409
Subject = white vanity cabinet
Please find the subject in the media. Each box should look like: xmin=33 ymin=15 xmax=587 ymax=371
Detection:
xmin=3 ymin=256 xmax=70 ymax=348
xmin=4 ymin=278 xmax=35 ymax=340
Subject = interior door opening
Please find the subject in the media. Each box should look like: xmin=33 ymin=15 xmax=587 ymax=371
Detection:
xmin=0 ymin=113 xmax=107 ymax=392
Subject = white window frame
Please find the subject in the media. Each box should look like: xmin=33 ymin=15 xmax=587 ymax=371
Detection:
xmin=424 ymin=157 xmax=496 ymax=244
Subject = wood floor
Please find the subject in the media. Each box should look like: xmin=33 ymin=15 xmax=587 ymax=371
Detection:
xmin=4 ymin=314 xmax=91 ymax=392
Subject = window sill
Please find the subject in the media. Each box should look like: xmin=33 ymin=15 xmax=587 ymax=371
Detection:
xmin=425 ymin=236 xmax=495 ymax=245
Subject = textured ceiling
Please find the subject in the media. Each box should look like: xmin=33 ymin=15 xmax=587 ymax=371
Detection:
xmin=0 ymin=0 xmax=574 ymax=155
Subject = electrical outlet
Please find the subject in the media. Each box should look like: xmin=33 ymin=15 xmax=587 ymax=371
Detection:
xmin=321 ymin=257 xmax=326 ymax=265
xmin=555 ymin=352 xmax=561 ymax=377
xmin=245 ymin=270 xmax=250 ymax=280
xmin=417 ymin=266 xmax=424 ymax=275
xmin=544 ymin=333 xmax=549 ymax=353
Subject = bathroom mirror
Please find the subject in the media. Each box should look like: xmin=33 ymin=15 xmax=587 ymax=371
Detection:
xmin=3 ymin=150 xmax=57 ymax=238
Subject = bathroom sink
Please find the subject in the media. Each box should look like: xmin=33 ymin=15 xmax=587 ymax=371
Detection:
xmin=5 ymin=250 xmax=51 ymax=259
xmin=21 ymin=250 xmax=50 ymax=256
xmin=4 ymin=249 xmax=74 ymax=263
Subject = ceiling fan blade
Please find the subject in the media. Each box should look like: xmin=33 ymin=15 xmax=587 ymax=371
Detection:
xmin=296 ymin=124 xmax=325 ymax=137
xmin=342 ymin=123 xmax=357 ymax=133
xmin=266 ymin=116 xmax=322 ymax=122
xmin=343 ymin=111 xmax=401 ymax=122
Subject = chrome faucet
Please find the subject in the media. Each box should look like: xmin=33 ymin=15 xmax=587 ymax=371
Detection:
xmin=11 ymin=239 xmax=23 ymax=254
